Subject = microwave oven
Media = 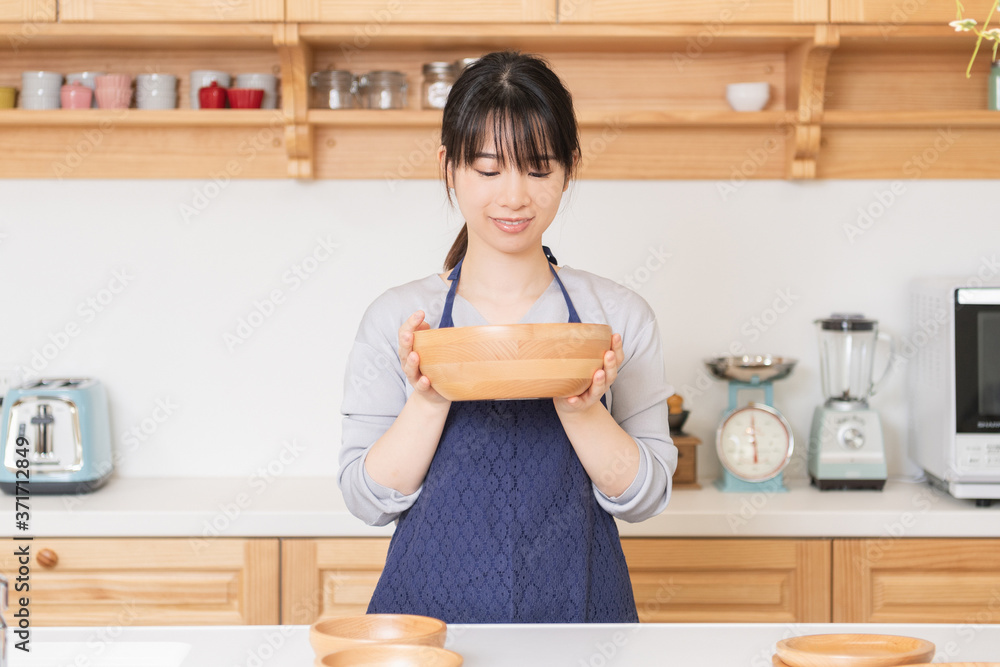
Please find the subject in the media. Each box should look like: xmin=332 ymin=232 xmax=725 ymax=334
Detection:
xmin=908 ymin=277 xmax=1000 ymax=505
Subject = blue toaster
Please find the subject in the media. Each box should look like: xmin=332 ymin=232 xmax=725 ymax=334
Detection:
xmin=0 ymin=378 xmax=114 ymax=494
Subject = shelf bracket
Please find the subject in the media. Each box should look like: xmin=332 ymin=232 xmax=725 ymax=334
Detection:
xmin=275 ymin=23 xmax=314 ymax=179
xmin=786 ymin=24 xmax=840 ymax=179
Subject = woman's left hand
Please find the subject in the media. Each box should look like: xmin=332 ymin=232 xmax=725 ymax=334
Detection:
xmin=554 ymin=333 xmax=624 ymax=414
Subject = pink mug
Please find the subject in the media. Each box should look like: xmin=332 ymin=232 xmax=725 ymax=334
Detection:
xmin=61 ymin=83 xmax=93 ymax=109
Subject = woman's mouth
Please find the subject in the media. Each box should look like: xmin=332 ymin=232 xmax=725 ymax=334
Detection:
xmin=491 ymin=217 xmax=532 ymax=233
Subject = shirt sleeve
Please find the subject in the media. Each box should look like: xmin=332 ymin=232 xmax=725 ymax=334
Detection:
xmin=592 ymin=316 xmax=677 ymax=523
xmin=338 ymin=302 xmax=422 ymax=526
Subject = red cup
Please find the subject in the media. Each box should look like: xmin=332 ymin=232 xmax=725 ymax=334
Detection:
xmin=227 ymin=88 xmax=264 ymax=109
xmin=198 ymin=81 xmax=227 ymax=109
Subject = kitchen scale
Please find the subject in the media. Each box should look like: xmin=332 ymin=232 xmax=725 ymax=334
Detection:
xmin=705 ymin=355 xmax=797 ymax=493
xmin=809 ymin=313 xmax=894 ymax=491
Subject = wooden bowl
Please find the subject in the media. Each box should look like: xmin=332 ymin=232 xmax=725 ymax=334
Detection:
xmin=775 ymin=634 xmax=935 ymax=667
xmin=412 ymin=323 xmax=612 ymax=401
xmin=316 ymin=644 xmax=463 ymax=667
xmin=309 ymin=614 xmax=447 ymax=658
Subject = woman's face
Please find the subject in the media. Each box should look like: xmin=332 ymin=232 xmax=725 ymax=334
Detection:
xmin=440 ymin=134 xmax=570 ymax=259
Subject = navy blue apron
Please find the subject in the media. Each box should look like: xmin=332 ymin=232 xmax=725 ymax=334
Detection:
xmin=368 ymin=251 xmax=638 ymax=623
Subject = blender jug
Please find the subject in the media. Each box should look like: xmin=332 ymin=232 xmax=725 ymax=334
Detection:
xmin=815 ymin=313 xmax=895 ymax=405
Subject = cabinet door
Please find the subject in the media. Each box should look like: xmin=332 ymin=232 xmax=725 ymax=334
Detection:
xmin=282 ymin=537 xmax=831 ymax=623
xmin=0 ymin=538 xmax=279 ymax=626
xmin=558 ymin=0 xmax=826 ymax=23
xmin=834 ymin=538 xmax=1000 ymax=623
xmin=282 ymin=538 xmax=389 ymax=623
xmin=831 ymin=0 xmax=997 ymax=23
xmin=0 ymin=0 xmax=54 ymax=20
xmin=624 ymin=539 xmax=831 ymax=622
xmin=286 ymin=0 xmax=556 ymax=23
xmin=59 ymin=0 xmax=283 ymax=22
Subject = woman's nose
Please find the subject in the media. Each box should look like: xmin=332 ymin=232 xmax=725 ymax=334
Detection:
xmin=497 ymin=173 xmax=531 ymax=209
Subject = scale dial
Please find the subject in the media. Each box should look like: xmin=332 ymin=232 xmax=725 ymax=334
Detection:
xmin=716 ymin=402 xmax=793 ymax=482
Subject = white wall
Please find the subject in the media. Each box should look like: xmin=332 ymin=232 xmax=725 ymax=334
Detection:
xmin=2 ymin=178 xmax=998 ymax=481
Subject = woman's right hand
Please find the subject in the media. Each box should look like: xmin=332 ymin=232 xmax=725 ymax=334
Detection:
xmin=398 ymin=310 xmax=450 ymax=405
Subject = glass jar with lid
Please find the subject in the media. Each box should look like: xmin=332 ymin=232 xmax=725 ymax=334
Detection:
xmin=359 ymin=70 xmax=407 ymax=110
xmin=421 ymin=62 xmax=456 ymax=109
xmin=309 ymin=70 xmax=357 ymax=109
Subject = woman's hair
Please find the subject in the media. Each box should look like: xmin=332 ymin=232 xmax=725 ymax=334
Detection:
xmin=441 ymin=50 xmax=580 ymax=270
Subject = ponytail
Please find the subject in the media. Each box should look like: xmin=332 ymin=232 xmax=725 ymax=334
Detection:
xmin=444 ymin=224 xmax=468 ymax=271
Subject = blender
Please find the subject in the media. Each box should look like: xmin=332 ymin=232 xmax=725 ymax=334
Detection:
xmin=808 ymin=314 xmax=895 ymax=490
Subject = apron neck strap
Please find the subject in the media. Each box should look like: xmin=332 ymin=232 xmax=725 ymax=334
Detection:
xmin=439 ymin=248 xmax=580 ymax=328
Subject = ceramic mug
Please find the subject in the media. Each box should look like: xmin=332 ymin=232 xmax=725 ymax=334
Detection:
xmin=61 ymin=83 xmax=93 ymax=109
xmin=0 ymin=87 xmax=16 ymax=109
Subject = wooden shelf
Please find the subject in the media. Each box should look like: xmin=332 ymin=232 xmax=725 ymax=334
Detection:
xmin=0 ymin=109 xmax=285 ymax=127
xmin=0 ymin=22 xmax=277 ymax=49
xmin=823 ymin=110 xmax=1000 ymax=128
xmin=296 ymin=23 xmax=818 ymax=52
xmin=307 ymin=109 xmax=796 ymax=128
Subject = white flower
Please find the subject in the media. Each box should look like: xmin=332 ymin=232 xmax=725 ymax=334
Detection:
xmin=950 ymin=18 xmax=978 ymax=30
xmin=983 ymin=28 xmax=1000 ymax=40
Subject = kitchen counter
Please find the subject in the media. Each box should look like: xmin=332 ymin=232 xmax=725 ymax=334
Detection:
xmin=1 ymin=475 xmax=997 ymax=538
xmin=10 ymin=623 xmax=1000 ymax=666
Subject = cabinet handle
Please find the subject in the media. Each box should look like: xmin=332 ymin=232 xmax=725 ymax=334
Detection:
xmin=37 ymin=548 xmax=59 ymax=568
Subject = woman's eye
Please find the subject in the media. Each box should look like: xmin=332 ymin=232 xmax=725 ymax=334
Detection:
xmin=476 ymin=170 xmax=499 ymax=177
xmin=530 ymin=172 xmax=552 ymax=178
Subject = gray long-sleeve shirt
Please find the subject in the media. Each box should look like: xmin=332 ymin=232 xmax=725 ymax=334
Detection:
xmin=338 ymin=265 xmax=677 ymax=527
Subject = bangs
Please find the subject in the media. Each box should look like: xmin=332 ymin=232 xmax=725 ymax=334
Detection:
xmin=461 ymin=109 xmax=556 ymax=173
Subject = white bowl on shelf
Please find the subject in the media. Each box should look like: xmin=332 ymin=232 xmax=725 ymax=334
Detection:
xmin=726 ymin=82 xmax=770 ymax=112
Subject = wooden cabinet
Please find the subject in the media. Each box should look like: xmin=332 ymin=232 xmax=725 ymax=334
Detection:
xmin=0 ymin=538 xmax=280 ymax=626
xmin=0 ymin=0 xmax=55 ymax=21
xmin=59 ymin=0 xmax=283 ymax=22
xmin=833 ymin=538 xmax=1000 ymax=623
xmin=287 ymin=0 xmax=556 ymax=23
xmin=280 ymin=537 xmax=831 ymax=624
xmin=623 ymin=539 xmax=831 ymax=622
xmin=281 ymin=537 xmax=389 ymax=623
xmin=1 ymin=10 xmax=998 ymax=179
xmin=559 ymin=0 xmax=827 ymax=24
xmin=831 ymin=0 xmax=997 ymax=23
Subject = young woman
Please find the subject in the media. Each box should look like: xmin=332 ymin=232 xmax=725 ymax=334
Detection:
xmin=339 ymin=51 xmax=676 ymax=624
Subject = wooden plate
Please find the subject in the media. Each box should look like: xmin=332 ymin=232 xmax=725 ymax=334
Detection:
xmin=775 ymin=634 xmax=935 ymax=667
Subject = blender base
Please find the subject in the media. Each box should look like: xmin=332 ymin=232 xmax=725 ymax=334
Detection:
xmin=810 ymin=476 xmax=886 ymax=491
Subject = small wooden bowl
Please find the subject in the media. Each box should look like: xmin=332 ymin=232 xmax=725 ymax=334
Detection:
xmin=775 ymin=634 xmax=935 ymax=667
xmin=309 ymin=614 xmax=447 ymax=658
xmin=316 ymin=644 xmax=463 ymax=667
xmin=413 ymin=322 xmax=612 ymax=401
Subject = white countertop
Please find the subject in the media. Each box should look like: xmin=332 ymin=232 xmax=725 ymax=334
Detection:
xmin=10 ymin=623 xmax=1000 ymax=666
xmin=1 ymin=474 xmax=997 ymax=538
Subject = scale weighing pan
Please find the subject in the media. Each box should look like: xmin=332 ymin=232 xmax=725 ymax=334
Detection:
xmin=705 ymin=355 xmax=797 ymax=383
